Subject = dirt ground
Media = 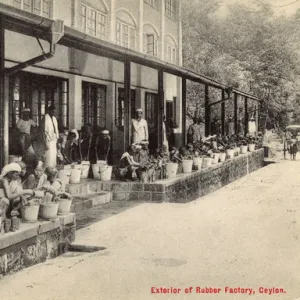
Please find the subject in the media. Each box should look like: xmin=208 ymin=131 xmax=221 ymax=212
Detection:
xmin=2 ymin=156 xmax=300 ymax=300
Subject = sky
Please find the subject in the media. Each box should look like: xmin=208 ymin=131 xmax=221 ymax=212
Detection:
xmin=218 ymin=0 xmax=300 ymax=16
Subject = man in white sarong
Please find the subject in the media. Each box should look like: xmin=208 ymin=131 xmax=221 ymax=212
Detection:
xmin=41 ymin=105 xmax=59 ymax=168
xmin=131 ymin=109 xmax=149 ymax=144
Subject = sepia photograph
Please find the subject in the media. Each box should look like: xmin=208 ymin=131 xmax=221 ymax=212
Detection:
xmin=0 ymin=0 xmax=299 ymax=299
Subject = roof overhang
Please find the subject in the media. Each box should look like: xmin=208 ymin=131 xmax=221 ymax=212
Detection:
xmin=0 ymin=3 xmax=260 ymax=102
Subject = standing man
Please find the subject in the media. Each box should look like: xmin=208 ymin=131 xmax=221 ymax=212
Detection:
xmin=41 ymin=105 xmax=59 ymax=168
xmin=131 ymin=108 xmax=149 ymax=144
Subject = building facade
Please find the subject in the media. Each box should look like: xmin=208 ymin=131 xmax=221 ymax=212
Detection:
xmin=1 ymin=0 xmax=182 ymax=162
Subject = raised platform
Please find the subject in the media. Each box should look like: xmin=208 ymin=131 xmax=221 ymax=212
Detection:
xmin=66 ymin=149 xmax=265 ymax=203
xmin=0 ymin=214 xmax=76 ymax=276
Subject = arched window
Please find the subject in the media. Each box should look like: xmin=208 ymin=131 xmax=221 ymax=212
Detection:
xmin=143 ymin=24 xmax=159 ymax=57
xmin=116 ymin=9 xmax=137 ymax=50
xmin=164 ymin=35 xmax=177 ymax=64
xmin=79 ymin=0 xmax=108 ymax=40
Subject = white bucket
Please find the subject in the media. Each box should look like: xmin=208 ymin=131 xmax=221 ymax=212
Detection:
xmin=226 ymin=149 xmax=234 ymax=159
xmin=99 ymin=165 xmax=113 ymax=181
xmin=72 ymin=164 xmax=82 ymax=170
xmin=21 ymin=204 xmax=40 ymax=223
xmin=92 ymin=164 xmax=101 ymax=179
xmin=70 ymin=168 xmax=81 ymax=184
xmin=219 ymin=152 xmax=226 ymax=162
xmin=58 ymin=199 xmax=73 ymax=215
xmin=182 ymin=160 xmax=193 ymax=173
xmin=240 ymin=145 xmax=248 ymax=154
xmin=249 ymin=144 xmax=256 ymax=152
xmin=39 ymin=203 xmax=59 ymax=220
xmin=202 ymin=157 xmax=212 ymax=168
xmin=58 ymin=169 xmax=71 ymax=185
xmin=165 ymin=163 xmax=178 ymax=178
xmin=211 ymin=153 xmax=220 ymax=164
xmin=80 ymin=161 xmax=90 ymax=179
xmin=193 ymin=157 xmax=203 ymax=169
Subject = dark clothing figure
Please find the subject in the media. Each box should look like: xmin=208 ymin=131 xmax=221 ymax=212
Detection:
xmin=64 ymin=141 xmax=80 ymax=163
xmin=81 ymin=134 xmax=97 ymax=163
xmin=211 ymin=118 xmax=221 ymax=135
xmin=96 ymin=135 xmax=111 ymax=161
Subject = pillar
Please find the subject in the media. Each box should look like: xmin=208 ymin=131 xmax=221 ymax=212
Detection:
xmin=68 ymin=75 xmax=82 ymax=130
xmin=204 ymin=84 xmax=210 ymax=136
xmin=234 ymin=93 xmax=238 ymax=134
xmin=244 ymin=97 xmax=248 ymax=135
xmin=158 ymin=69 xmax=164 ymax=148
xmin=182 ymin=77 xmax=186 ymax=145
xmin=124 ymin=60 xmax=131 ymax=151
xmin=221 ymin=89 xmax=225 ymax=135
xmin=0 ymin=16 xmax=8 ymax=168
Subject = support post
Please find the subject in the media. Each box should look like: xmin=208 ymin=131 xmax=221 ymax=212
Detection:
xmin=234 ymin=93 xmax=238 ymax=134
xmin=255 ymin=104 xmax=259 ymax=136
xmin=204 ymin=84 xmax=210 ymax=136
xmin=0 ymin=16 xmax=8 ymax=168
xmin=244 ymin=97 xmax=248 ymax=135
xmin=158 ymin=69 xmax=164 ymax=148
xmin=221 ymin=89 xmax=225 ymax=135
xmin=182 ymin=77 xmax=187 ymax=145
xmin=124 ymin=60 xmax=131 ymax=151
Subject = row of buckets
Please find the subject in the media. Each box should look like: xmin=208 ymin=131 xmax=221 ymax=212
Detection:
xmin=165 ymin=144 xmax=256 ymax=179
xmin=59 ymin=160 xmax=113 ymax=185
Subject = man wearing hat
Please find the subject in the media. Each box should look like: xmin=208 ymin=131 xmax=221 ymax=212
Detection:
xmin=131 ymin=109 xmax=149 ymax=144
xmin=17 ymin=108 xmax=37 ymax=155
xmin=96 ymin=129 xmax=111 ymax=162
xmin=41 ymin=105 xmax=59 ymax=168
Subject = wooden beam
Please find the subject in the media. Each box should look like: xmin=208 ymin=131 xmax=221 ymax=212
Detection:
xmin=234 ymin=93 xmax=238 ymax=135
xmin=244 ymin=97 xmax=248 ymax=135
xmin=221 ymin=89 xmax=225 ymax=135
xmin=0 ymin=16 xmax=8 ymax=168
xmin=182 ymin=77 xmax=187 ymax=145
xmin=158 ymin=69 xmax=164 ymax=148
xmin=124 ymin=60 xmax=131 ymax=151
xmin=204 ymin=84 xmax=210 ymax=136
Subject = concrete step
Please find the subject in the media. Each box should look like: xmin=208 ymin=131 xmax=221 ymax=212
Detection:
xmin=71 ymin=192 xmax=112 ymax=215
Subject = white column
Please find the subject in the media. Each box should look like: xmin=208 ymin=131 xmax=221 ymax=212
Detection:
xmin=160 ymin=0 xmax=165 ymax=61
xmin=178 ymin=0 xmax=183 ymax=66
xmin=68 ymin=75 xmax=82 ymax=130
xmin=109 ymin=0 xmax=116 ymax=43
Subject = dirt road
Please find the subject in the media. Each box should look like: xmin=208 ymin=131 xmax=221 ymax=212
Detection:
xmin=2 ymin=159 xmax=300 ymax=300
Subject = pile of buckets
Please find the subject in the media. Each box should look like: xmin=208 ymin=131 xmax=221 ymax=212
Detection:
xmin=58 ymin=160 xmax=113 ymax=185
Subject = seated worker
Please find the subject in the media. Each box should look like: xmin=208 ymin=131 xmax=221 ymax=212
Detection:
xmin=64 ymin=130 xmax=80 ymax=164
xmin=119 ymin=145 xmax=142 ymax=181
xmin=96 ymin=129 xmax=111 ymax=162
xmin=138 ymin=140 xmax=149 ymax=167
xmin=23 ymin=161 xmax=46 ymax=190
xmin=80 ymin=124 xmax=97 ymax=163
xmin=16 ymin=161 xmax=27 ymax=183
xmin=0 ymin=163 xmax=37 ymax=217
xmin=42 ymin=167 xmax=71 ymax=202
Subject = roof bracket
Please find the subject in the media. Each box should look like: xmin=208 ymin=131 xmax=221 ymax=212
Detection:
xmin=5 ymin=19 xmax=64 ymax=76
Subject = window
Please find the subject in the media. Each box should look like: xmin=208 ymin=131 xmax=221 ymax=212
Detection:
xmin=144 ymin=0 xmax=159 ymax=10
xmin=116 ymin=89 xmax=136 ymax=128
xmin=82 ymin=82 xmax=106 ymax=128
xmin=165 ymin=44 xmax=176 ymax=64
xmin=116 ymin=21 xmax=136 ymax=50
xmin=80 ymin=4 xmax=107 ymax=40
xmin=165 ymin=0 xmax=176 ymax=20
xmin=13 ymin=0 xmax=51 ymax=18
xmin=9 ymin=72 xmax=69 ymax=129
xmin=143 ymin=34 xmax=158 ymax=57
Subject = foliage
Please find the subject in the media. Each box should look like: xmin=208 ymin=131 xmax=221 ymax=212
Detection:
xmin=182 ymin=0 xmax=300 ymax=131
